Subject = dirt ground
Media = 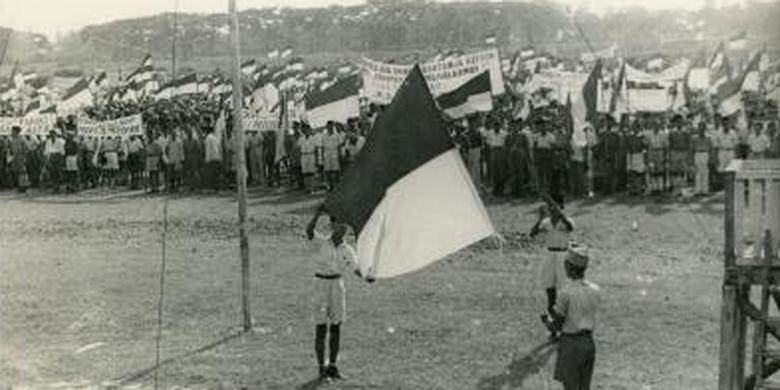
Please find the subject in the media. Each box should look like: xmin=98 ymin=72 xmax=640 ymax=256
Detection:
xmin=0 ymin=187 xmax=725 ymax=390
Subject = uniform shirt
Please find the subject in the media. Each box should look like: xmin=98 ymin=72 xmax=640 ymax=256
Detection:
xmin=128 ymin=138 xmax=144 ymax=154
xmin=626 ymin=133 xmax=646 ymax=154
xmin=692 ymin=135 xmax=712 ymax=153
xmin=44 ymin=137 xmax=65 ymax=156
xmin=310 ymin=231 xmax=358 ymax=276
xmin=321 ymin=132 xmax=344 ymax=155
xmin=554 ymin=279 xmax=601 ymax=334
xmin=646 ymin=131 xmax=668 ymax=149
xmin=484 ymin=129 xmax=508 ymax=148
xmin=717 ymin=131 xmax=739 ymax=150
xmin=668 ymin=130 xmax=691 ymax=151
xmin=345 ymin=136 xmax=365 ymax=158
xmin=297 ymin=135 xmax=318 ymax=154
xmin=537 ymin=216 xmax=574 ymax=250
xmin=204 ymin=133 xmax=222 ymax=163
xmin=748 ymin=133 xmax=771 ymax=155
xmin=535 ymin=132 xmax=557 ymax=150
xmin=167 ymin=138 xmax=185 ymax=164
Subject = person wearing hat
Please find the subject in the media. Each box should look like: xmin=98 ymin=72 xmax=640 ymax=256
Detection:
xmin=542 ymin=244 xmax=600 ymax=390
xmin=305 ymin=204 xmax=373 ymax=381
xmin=530 ymin=193 xmax=574 ymax=339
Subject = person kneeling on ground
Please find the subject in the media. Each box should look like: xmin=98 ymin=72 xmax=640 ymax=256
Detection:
xmin=305 ymin=204 xmax=374 ymax=381
xmin=542 ymin=245 xmax=600 ymax=390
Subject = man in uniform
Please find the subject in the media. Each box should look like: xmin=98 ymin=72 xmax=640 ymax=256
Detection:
xmin=484 ymin=118 xmax=508 ymax=196
xmin=321 ymin=122 xmax=345 ymax=190
xmin=625 ymin=122 xmax=647 ymax=196
xmin=9 ymin=126 xmax=28 ymax=192
xmin=748 ymin=122 xmax=771 ymax=159
xmin=298 ymin=124 xmax=319 ymax=193
xmin=646 ymin=121 xmax=668 ymax=194
xmin=667 ymin=121 xmax=691 ymax=195
xmin=305 ymin=204 xmax=373 ymax=381
xmin=505 ymin=120 xmax=529 ymax=197
xmin=530 ymin=194 xmax=574 ymax=340
xmin=692 ymin=123 xmax=713 ymax=196
xmin=534 ymin=123 xmax=557 ymax=195
xmin=542 ymin=245 xmax=600 ymax=390
xmin=43 ymin=130 xmax=65 ymax=192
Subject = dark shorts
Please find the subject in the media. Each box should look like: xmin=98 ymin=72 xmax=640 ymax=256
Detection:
xmin=554 ymin=332 xmax=595 ymax=388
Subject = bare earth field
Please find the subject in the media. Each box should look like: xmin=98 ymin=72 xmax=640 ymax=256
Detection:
xmin=0 ymin=188 xmax=725 ymax=390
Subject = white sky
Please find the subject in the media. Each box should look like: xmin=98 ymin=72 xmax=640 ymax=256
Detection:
xmin=0 ymin=0 xmax=751 ymax=40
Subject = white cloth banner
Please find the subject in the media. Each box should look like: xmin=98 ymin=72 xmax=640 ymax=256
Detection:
xmin=0 ymin=115 xmax=58 ymax=136
xmin=242 ymin=112 xmax=279 ymax=132
xmin=78 ymin=114 xmax=144 ymax=139
xmin=362 ymin=48 xmax=504 ymax=104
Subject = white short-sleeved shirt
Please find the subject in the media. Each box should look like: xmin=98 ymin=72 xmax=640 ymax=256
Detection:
xmin=554 ymin=279 xmax=600 ymax=334
xmin=310 ymin=231 xmax=358 ymax=276
xmin=538 ymin=216 xmax=574 ymax=249
xmin=749 ymin=133 xmax=771 ymax=154
xmin=484 ymin=130 xmax=508 ymax=148
xmin=535 ymin=132 xmax=557 ymax=149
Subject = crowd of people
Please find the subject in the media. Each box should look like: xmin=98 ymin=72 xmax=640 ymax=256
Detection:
xmin=453 ymin=105 xmax=780 ymax=202
xmin=1 ymin=93 xmax=778 ymax=203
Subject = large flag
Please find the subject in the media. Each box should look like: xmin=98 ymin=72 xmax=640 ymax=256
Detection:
xmin=125 ymin=54 xmax=155 ymax=84
xmin=728 ymin=31 xmax=748 ymax=51
xmin=241 ymin=59 xmax=258 ymax=76
xmin=275 ymin=90 xmax=289 ymax=163
xmin=324 ymin=65 xmax=495 ymax=279
xmin=155 ymin=73 xmax=197 ymax=100
xmin=58 ymin=77 xmax=93 ymax=112
xmin=741 ymin=51 xmax=763 ymax=92
xmin=709 ymin=42 xmax=731 ymax=92
xmin=610 ymin=61 xmax=629 ymax=120
xmin=718 ymin=51 xmax=761 ymax=115
xmin=571 ymin=60 xmax=602 ymax=134
xmin=305 ymin=74 xmax=361 ymax=128
xmin=436 ymin=71 xmax=492 ymax=119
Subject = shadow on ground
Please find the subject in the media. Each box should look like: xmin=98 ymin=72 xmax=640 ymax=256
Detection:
xmin=475 ymin=340 xmax=557 ymax=390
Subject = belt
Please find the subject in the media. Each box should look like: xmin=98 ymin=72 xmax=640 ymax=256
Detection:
xmin=548 ymin=247 xmax=567 ymax=252
xmin=315 ymin=273 xmax=342 ymax=280
xmin=561 ymin=329 xmax=593 ymax=337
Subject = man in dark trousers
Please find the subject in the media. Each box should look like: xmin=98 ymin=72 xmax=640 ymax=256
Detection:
xmin=542 ymin=245 xmax=600 ymax=390
xmin=305 ymin=204 xmax=373 ymax=381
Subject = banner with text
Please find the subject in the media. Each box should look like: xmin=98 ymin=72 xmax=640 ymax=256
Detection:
xmin=0 ymin=115 xmax=58 ymax=136
xmin=78 ymin=114 xmax=145 ymax=139
xmin=242 ymin=112 xmax=279 ymax=132
xmin=362 ymin=48 xmax=504 ymax=104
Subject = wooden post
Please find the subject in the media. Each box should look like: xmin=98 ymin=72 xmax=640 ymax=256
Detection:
xmin=229 ymin=0 xmax=252 ymax=332
xmin=719 ymin=284 xmax=746 ymax=390
xmin=725 ymin=172 xmax=736 ymax=268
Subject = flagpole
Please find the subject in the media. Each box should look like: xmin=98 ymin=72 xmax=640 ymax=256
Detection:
xmin=229 ymin=0 xmax=252 ymax=333
xmin=171 ymin=0 xmax=179 ymax=88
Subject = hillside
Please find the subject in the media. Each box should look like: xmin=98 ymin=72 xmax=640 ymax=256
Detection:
xmin=3 ymin=0 xmax=780 ymax=75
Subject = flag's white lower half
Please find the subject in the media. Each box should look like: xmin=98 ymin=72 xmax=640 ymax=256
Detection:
xmin=720 ymin=92 xmax=743 ymax=115
xmin=442 ymin=92 xmax=493 ymax=119
xmin=307 ymin=95 xmax=360 ymax=128
xmin=356 ymin=149 xmax=495 ymax=278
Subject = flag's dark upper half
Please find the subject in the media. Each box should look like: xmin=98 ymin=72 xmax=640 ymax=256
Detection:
xmin=436 ymin=71 xmax=490 ymax=109
xmin=305 ymin=74 xmax=361 ymax=109
xmin=324 ymin=65 xmax=454 ymax=235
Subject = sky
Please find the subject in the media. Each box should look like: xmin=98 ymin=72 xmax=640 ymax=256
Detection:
xmin=0 ymin=0 xmax=751 ymax=41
